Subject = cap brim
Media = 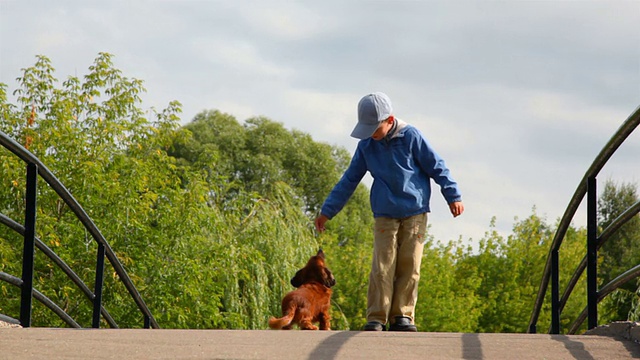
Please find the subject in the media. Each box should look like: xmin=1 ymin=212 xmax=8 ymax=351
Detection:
xmin=350 ymin=122 xmax=379 ymax=139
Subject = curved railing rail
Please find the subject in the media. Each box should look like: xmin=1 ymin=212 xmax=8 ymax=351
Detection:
xmin=0 ymin=130 xmax=158 ymax=329
xmin=568 ymin=263 xmax=640 ymax=334
xmin=557 ymin=199 xmax=640 ymax=333
xmin=0 ymin=271 xmax=80 ymax=328
xmin=0 ymin=213 xmax=118 ymax=327
xmin=528 ymin=105 xmax=640 ymax=334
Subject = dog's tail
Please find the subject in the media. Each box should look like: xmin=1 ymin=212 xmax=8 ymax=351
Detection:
xmin=268 ymin=310 xmax=295 ymax=330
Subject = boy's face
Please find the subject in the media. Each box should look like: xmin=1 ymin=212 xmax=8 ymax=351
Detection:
xmin=371 ymin=117 xmax=394 ymax=141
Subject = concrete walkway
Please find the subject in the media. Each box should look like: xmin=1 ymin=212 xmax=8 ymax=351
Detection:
xmin=1 ymin=328 xmax=639 ymax=360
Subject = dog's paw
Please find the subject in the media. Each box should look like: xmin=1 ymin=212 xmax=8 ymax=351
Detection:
xmin=300 ymin=323 xmax=319 ymax=330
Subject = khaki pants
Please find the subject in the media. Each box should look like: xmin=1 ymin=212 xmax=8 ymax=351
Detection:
xmin=366 ymin=213 xmax=427 ymax=325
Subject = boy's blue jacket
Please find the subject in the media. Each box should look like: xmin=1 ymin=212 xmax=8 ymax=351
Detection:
xmin=321 ymin=121 xmax=462 ymax=219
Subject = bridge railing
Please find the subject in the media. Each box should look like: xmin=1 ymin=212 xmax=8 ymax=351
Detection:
xmin=528 ymin=105 xmax=640 ymax=334
xmin=0 ymin=130 xmax=158 ymax=329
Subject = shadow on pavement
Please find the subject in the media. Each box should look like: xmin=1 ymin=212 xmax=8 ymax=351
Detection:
xmin=462 ymin=333 xmax=483 ymax=360
xmin=307 ymin=331 xmax=360 ymax=360
xmin=554 ymin=335 xmax=597 ymax=360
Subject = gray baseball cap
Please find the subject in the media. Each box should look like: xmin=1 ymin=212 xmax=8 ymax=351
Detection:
xmin=350 ymin=92 xmax=393 ymax=139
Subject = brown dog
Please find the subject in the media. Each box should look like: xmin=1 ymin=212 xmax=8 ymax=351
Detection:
xmin=268 ymin=249 xmax=336 ymax=330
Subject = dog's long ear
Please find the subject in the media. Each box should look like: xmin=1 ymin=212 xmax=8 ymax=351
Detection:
xmin=291 ymin=268 xmax=304 ymax=288
xmin=323 ymin=268 xmax=336 ymax=288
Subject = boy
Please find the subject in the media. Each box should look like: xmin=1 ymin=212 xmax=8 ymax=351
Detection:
xmin=314 ymin=92 xmax=464 ymax=331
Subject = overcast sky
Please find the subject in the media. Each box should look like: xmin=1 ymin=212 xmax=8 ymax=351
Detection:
xmin=1 ymin=1 xmax=639 ymax=248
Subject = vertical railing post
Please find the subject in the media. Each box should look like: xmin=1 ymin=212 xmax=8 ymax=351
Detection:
xmin=551 ymin=249 xmax=560 ymax=334
xmin=144 ymin=314 xmax=150 ymax=329
xmin=20 ymin=162 xmax=38 ymax=327
xmin=587 ymin=176 xmax=598 ymax=329
xmin=92 ymin=242 xmax=106 ymax=328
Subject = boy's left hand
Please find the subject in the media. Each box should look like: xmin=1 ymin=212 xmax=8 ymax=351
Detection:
xmin=449 ymin=201 xmax=464 ymax=218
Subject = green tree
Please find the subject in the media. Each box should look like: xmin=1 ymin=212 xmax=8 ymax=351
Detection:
xmin=597 ymin=180 xmax=640 ymax=322
xmin=0 ymin=53 xmax=198 ymax=327
xmin=171 ymin=110 xmax=360 ymax=215
xmin=170 ymin=109 xmax=376 ymax=330
xmin=0 ymin=54 xmax=357 ymax=329
xmin=417 ymin=236 xmax=483 ymax=332
xmin=449 ymin=213 xmax=560 ymax=333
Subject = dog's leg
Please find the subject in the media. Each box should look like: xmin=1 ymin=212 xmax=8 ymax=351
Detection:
xmin=318 ymin=313 xmax=331 ymax=330
xmin=299 ymin=319 xmax=319 ymax=330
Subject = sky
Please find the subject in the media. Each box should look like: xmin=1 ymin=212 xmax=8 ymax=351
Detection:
xmin=1 ymin=1 xmax=639 ymax=249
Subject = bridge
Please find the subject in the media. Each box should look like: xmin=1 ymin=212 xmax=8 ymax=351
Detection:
xmin=1 ymin=324 xmax=639 ymax=359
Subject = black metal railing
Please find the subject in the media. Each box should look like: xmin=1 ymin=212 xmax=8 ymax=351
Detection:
xmin=528 ymin=105 xmax=640 ymax=334
xmin=0 ymin=130 xmax=158 ymax=329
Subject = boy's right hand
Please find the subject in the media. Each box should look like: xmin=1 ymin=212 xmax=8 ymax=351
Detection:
xmin=314 ymin=214 xmax=329 ymax=233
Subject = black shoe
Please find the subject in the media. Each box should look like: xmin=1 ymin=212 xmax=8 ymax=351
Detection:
xmin=388 ymin=316 xmax=417 ymax=332
xmin=363 ymin=321 xmax=386 ymax=331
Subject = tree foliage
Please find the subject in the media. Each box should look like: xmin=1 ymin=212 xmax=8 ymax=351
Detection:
xmin=1 ymin=54 xmax=638 ymax=333
xmin=597 ymin=180 xmax=640 ymax=322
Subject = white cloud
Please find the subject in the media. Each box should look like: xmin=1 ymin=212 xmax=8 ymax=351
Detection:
xmin=190 ymin=36 xmax=292 ymax=79
xmin=279 ymin=90 xmax=357 ymax=141
xmin=528 ymin=92 xmax=632 ymax=134
xmin=237 ymin=3 xmax=334 ymax=41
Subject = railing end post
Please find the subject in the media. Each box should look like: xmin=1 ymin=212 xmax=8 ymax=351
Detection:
xmin=20 ymin=162 xmax=38 ymax=327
